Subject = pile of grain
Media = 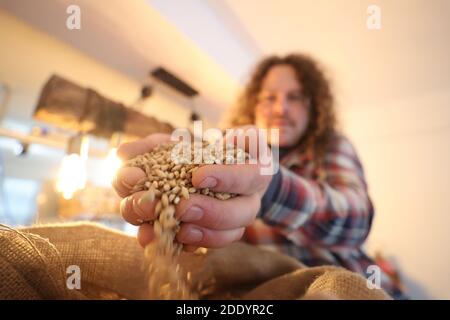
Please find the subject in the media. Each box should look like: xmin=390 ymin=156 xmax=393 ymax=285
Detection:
xmin=124 ymin=141 xmax=248 ymax=299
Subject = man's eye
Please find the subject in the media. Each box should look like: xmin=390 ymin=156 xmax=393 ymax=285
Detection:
xmin=262 ymin=96 xmax=276 ymax=102
xmin=287 ymin=94 xmax=302 ymax=101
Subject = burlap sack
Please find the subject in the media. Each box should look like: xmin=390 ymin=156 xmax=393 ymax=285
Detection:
xmin=0 ymin=222 xmax=390 ymax=300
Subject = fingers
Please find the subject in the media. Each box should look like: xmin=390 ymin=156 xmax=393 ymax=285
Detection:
xmin=183 ymin=245 xmax=199 ymax=253
xmin=192 ymin=164 xmax=272 ymax=195
xmin=117 ymin=133 xmax=172 ymax=160
xmin=117 ymin=130 xmax=266 ymax=251
xmin=176 ymin=224 xmax=245 ymax=248
xmin=137 ymin=223 xmax=155 ymax=247
xmin=113 ymin=133 xmax=173 ymax=197
xmin=120 ymin=190 xmax=158 ymax=225
xmin=129 ymin=191 xmax=258 ymax=250
xmin=137 ymin=222 xmax=240 ymax=250
xmin=175 ymin=193 xmax=260 ymax=230
xmin=133 ymin=192 xmax=256 ymax=249
xmin=113 ymin=166 xmax=146 ymax=197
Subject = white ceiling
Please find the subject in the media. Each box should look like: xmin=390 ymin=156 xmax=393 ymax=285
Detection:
xmin=0 ymin=0 xmax=256 ymax=124
xmin=1 ymin=0 xmax=449 ymax=122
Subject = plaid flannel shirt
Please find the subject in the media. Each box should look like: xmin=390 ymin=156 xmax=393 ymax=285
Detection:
xmin=242 ymin=132 xmax=407 ymax=299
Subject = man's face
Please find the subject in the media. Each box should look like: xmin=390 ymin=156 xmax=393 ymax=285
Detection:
xmin=254 ymin=64 xmax=310 ymax=148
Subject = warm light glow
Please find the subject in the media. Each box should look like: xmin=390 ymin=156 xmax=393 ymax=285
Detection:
xmin=104 ymin=148 xmax=122 ymax=184
xmin=56 ymin=153 xmax=87 ymax=200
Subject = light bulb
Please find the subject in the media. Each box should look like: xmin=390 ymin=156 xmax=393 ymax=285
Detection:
xmin=104 ymin=148 xmax=122 ymax=184
xmin=56 ymin=153 xmax=87 ymax=200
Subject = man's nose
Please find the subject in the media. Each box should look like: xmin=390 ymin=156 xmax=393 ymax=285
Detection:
xmin=272 ymin=96 xmax=289 ymax=116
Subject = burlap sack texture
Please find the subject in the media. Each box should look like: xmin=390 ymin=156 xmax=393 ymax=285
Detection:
xmin=0 ymin=222 xmax=390 ymax=300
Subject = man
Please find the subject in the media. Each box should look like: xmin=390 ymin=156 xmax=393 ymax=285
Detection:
xmin=113 ymin=53 xmax=406 ymax=299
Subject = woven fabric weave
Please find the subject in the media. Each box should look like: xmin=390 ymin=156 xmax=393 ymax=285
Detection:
xmin=0 ymin=222 xmax=390 ymax=300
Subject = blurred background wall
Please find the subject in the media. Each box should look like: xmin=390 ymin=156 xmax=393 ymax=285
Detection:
xmin=0 ymin=0 xmax=449 ymax=299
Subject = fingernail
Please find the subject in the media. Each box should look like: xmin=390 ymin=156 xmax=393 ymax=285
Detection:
xmin=199 ymin=176 xmax=218 ymax=188
xmin=138 ymin=190 xmax=155 ymax=205
xmin=185 ymin=227 xmax=203 ymax=243
xmin=120 ymin=197 xmax=129 ymax=213
xmin=182 ymin=205 xmax=204 ymax=222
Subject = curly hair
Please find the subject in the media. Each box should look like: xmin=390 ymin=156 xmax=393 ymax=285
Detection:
xmin=229 ymin=53 xmax=337 ymax=164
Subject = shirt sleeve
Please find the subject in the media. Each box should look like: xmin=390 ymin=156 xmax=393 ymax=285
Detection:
xmin=258 ymin=135 xmax=374 ymax=249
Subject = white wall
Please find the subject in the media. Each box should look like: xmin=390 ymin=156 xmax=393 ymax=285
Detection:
xmin=342 ymin=88 xmax=450 ymax=299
